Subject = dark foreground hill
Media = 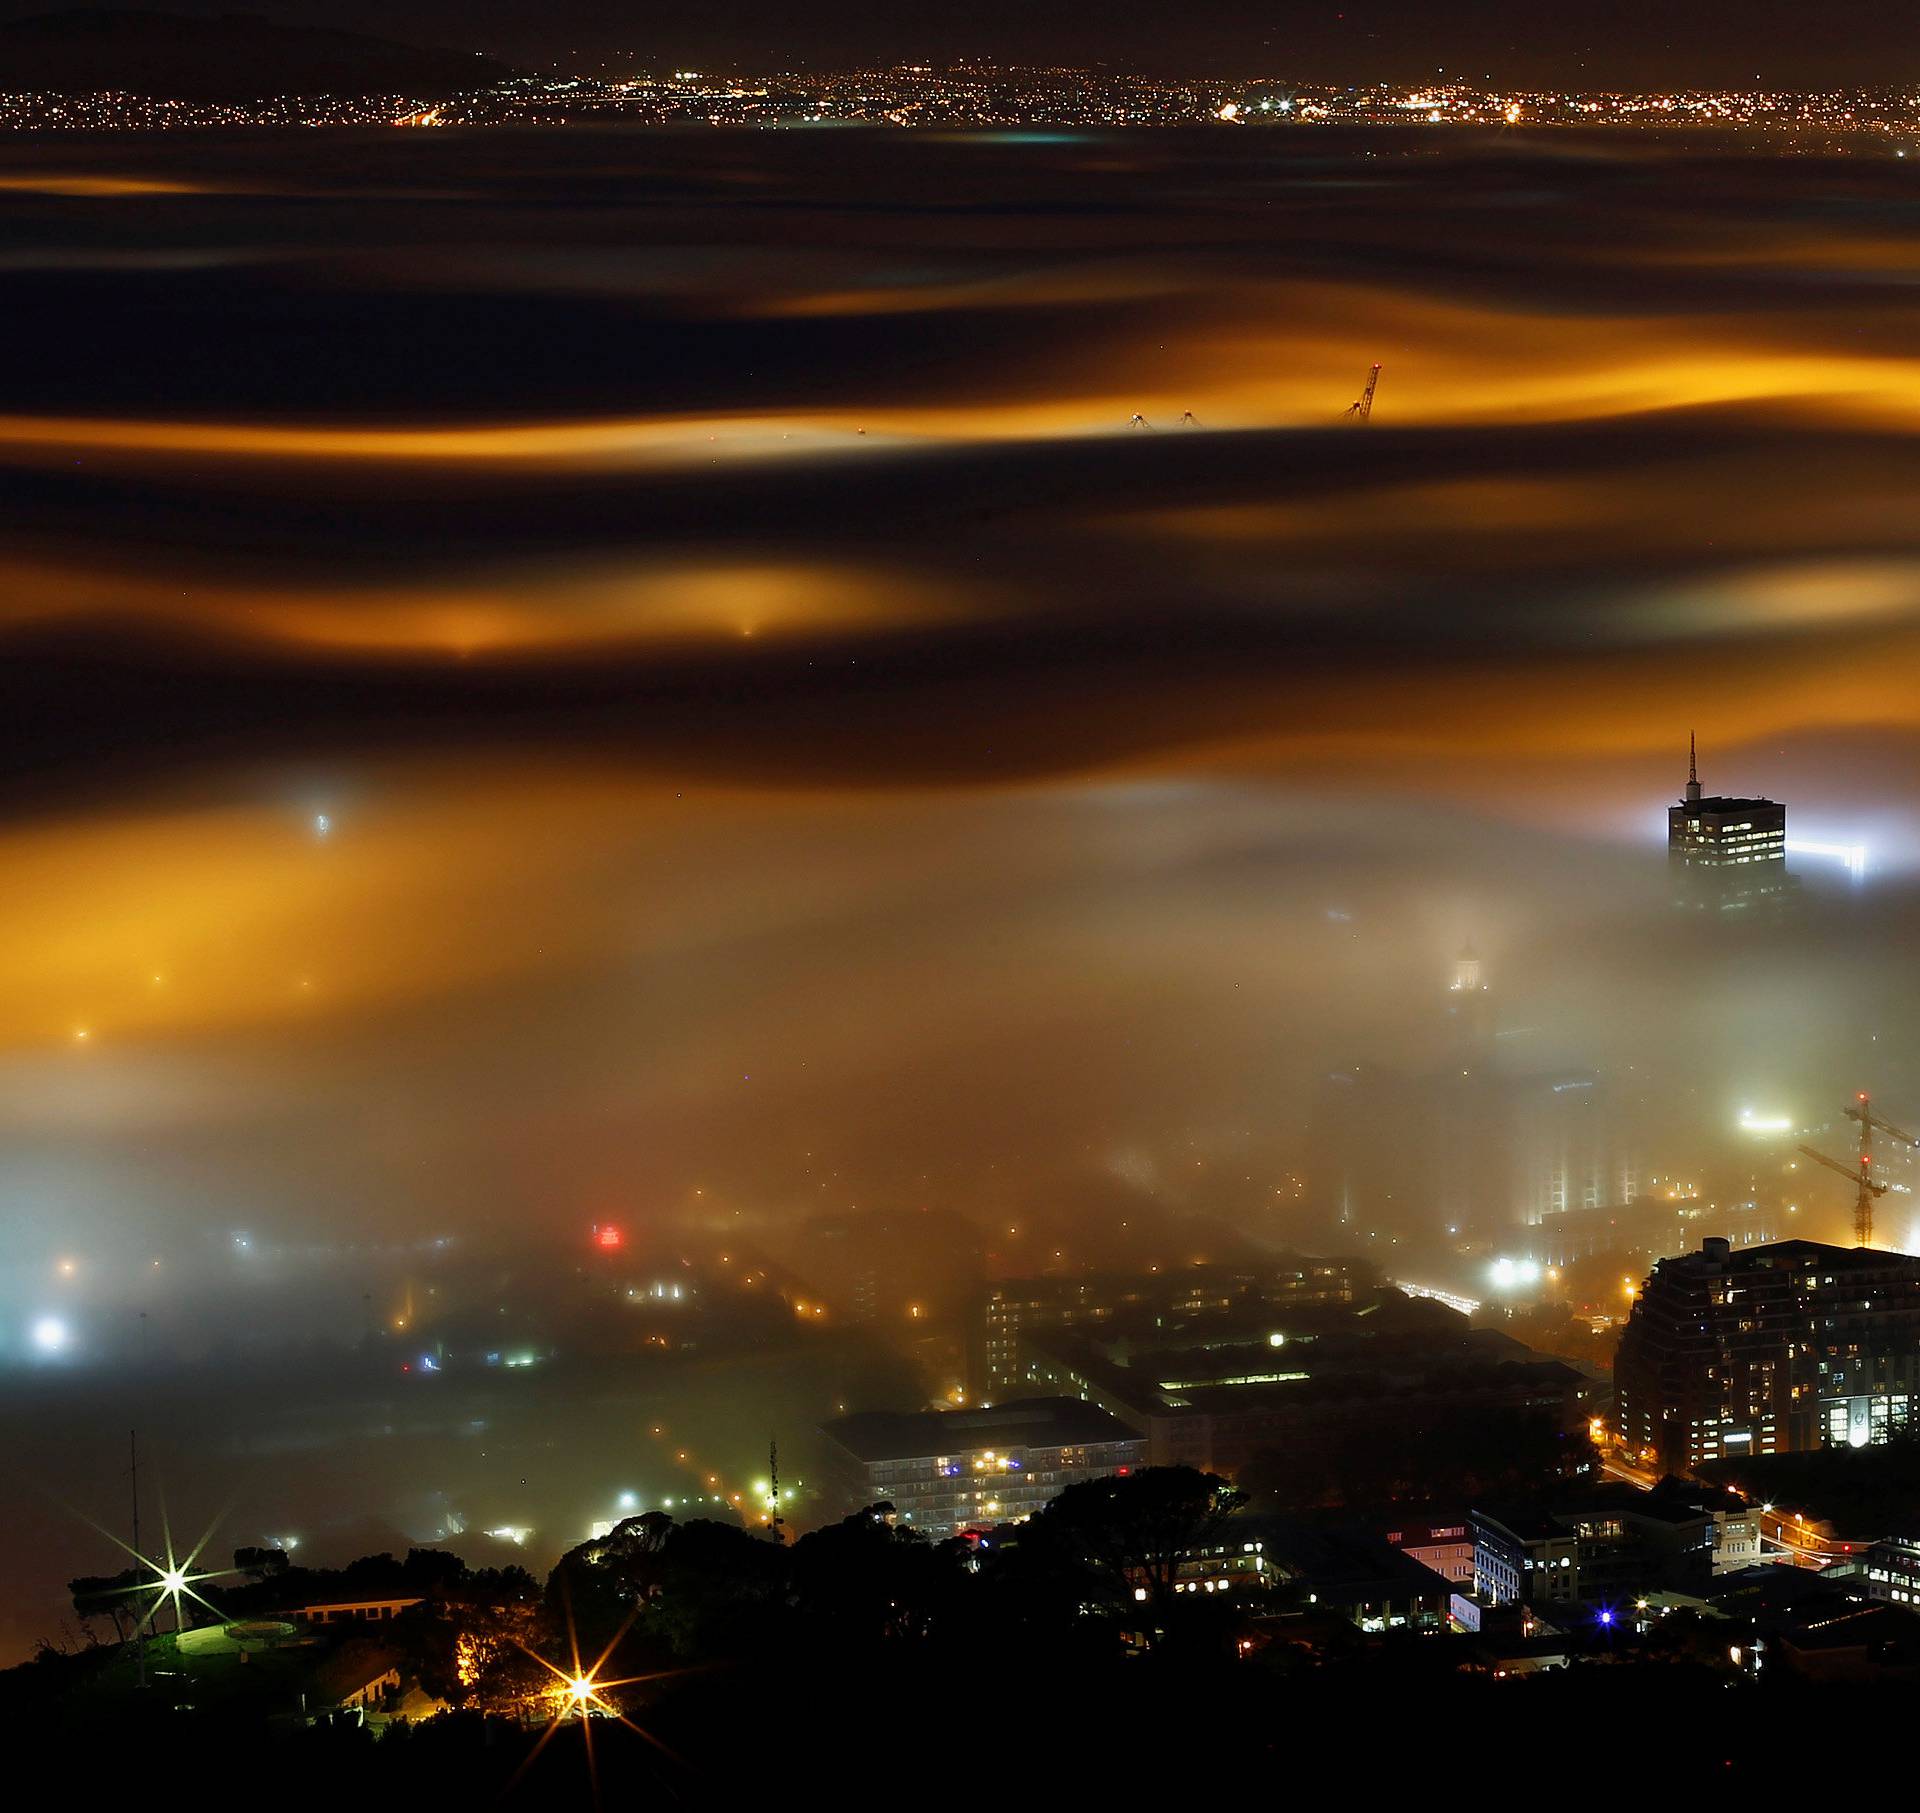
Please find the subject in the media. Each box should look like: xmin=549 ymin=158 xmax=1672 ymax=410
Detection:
xmin=0 ymin=8 xmax=515 ymax=99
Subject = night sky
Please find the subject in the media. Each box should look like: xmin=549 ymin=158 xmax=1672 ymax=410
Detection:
xmin=0 ymin=0 xmax=1915 ymax=86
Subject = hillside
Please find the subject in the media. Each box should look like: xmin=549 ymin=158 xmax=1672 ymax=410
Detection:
xmin=0 ymin=8 xmax=515 ymax=99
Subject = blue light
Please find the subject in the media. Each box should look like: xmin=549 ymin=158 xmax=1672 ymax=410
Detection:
xmin=1598 ymin=1609 xmax=1614 ymax=1626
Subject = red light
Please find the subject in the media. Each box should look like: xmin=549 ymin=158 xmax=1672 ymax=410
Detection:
xmin=595 ymin=1224 xmax=623 ymax=1250
xmin=1116 ymin=1466 xmax=1131 ymax=1476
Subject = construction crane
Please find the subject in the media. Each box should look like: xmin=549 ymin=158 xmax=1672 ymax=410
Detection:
xmin=1344 ymin=362 xmax=1382 ymax=422
xmin=1798 ymin=1091 xmax=1916 ymax=1246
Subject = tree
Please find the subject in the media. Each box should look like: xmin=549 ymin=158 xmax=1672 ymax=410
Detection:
xmin=1028 ymin=1467 xmax=1244 ymax=1641
xmin=545 ymin=1512 xmax=676 ymax=1648
xmin=400 ymin=1548 xmax=467 ymax=1595
xmin=67 ymin=1567 xmax=148 ymax=1644
xmin=644 ymin=1519 xmax=787 ymax=1661
xmin=787 ymin=1505 xmax=968 ymax=1645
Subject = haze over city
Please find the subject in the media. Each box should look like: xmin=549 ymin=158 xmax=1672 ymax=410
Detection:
xmin=7 ymin=2 xmax=1920 ymax=1794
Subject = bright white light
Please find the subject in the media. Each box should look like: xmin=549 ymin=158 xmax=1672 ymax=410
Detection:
xmin=1788 ymin=839 xmax=1867 ymax=879
xmin=1739 ymin=1108 xmax=1794 ymax=1134
xmin=617 ymin=1491 xmax=638 ymax=1510
xmin=1267 ymin=1332 xmax=1286 ymax=1348
xmin=1488 ymin=1257 xmax=1540 ymax=1290
xmin=313 ymin=813 xmax=332 ymax=839
xmin=30 ymin=1315 xmax=69 ymax=1354
xmin=161 ymin=1568 xmax=187 ymax=1593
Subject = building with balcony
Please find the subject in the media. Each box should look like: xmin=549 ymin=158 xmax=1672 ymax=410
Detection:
xmin=1614 ymin=1236 xmax=1920 ymax=1473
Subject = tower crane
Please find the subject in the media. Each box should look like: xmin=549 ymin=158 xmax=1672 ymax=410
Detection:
xmin=1344 ymin=362 xmax=1382 ymax=422
xmin=1798 ymin=1091 xmax=1915 ymax=1247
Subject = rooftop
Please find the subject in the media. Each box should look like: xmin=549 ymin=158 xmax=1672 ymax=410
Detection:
xmin=1661 ymin=1236 xmax=1908 ymax=1277
xmin=1676 ymin=794 xmax=1780 ymax=812
xmin=821 ymin=1396 xmax=1141 ymax=1464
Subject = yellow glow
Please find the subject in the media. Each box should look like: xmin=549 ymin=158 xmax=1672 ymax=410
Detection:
xmin=0 ymin=175 xmax=213 ymax=197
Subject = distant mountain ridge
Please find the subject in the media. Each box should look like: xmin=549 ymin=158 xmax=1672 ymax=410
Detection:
xmin=0 ymin=8 xmax=516 ymax=99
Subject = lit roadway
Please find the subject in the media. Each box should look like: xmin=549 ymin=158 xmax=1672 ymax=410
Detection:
xmin=1600 ymin=1455 xmax=1658 ymax=1491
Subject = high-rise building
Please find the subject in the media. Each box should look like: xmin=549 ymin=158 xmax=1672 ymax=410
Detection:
xmin=1511 ymin=1071 xmax=1638 ymax=1226
xmin=1614 ymin=1236 xmax=1920 ymax=1472
xmin=1668 ymin=735 xmax=1791 ymax=914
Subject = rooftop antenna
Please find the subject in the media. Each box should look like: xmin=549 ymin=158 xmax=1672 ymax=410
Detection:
xmin=1685 ymin=731 xmax=1701 ymax=805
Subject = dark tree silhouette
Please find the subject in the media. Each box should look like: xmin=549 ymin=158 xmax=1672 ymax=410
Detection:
xmin=1028 ymin=1466 xmax=1244 ymax=1641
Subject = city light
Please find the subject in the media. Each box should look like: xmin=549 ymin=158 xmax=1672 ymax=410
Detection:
xmin=1786 ymin=839 xmax=1867 ymax=879
xmin=29 ymin=1315 xmax=69 ymax=1355
xmin=13 ymin=17 xmax=1920 ymax=1781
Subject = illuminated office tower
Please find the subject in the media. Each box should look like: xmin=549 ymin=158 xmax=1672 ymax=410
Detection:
xmin=1668 ymin=735 xmax=1790 ymax=914
xmin=1437 ymin=942 xmax=1505 ymax=1239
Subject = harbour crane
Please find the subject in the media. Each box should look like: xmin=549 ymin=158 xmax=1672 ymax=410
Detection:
xmin=1797 ymin=1091 xmax=1916 ymax=1247
xmin=1344 ymin=362 xmax=1382 ymax=421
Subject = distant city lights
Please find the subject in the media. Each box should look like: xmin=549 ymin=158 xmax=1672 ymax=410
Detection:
xmin=1739 ymin=1107 xmax=1795 ymax=1133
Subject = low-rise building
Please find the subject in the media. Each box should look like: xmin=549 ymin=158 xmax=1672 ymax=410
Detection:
xmin=819 ymin=1398 xmax=1146 ymax=1540
xmin=1864 ymin=1536 xmax=1920 ymax=1607
xmin=977 ymin=1255 xmax=1368 ymax=1401
xmin=295 ymin=1596 xmax=424 ymax=1625
xmin=1473 ymin=1507 xmax=1583 ymax=1610
xmin=1472 ymin=1478 xmax=1756 ymax=1612
xmin=1383 ymin=1516 xmax=1476 ymax=1585
xmin=1008 ymin=1289 xmax=1590 ymax=1478
xmin=1256 ymin=1523 xmax=1454 ymax=1631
